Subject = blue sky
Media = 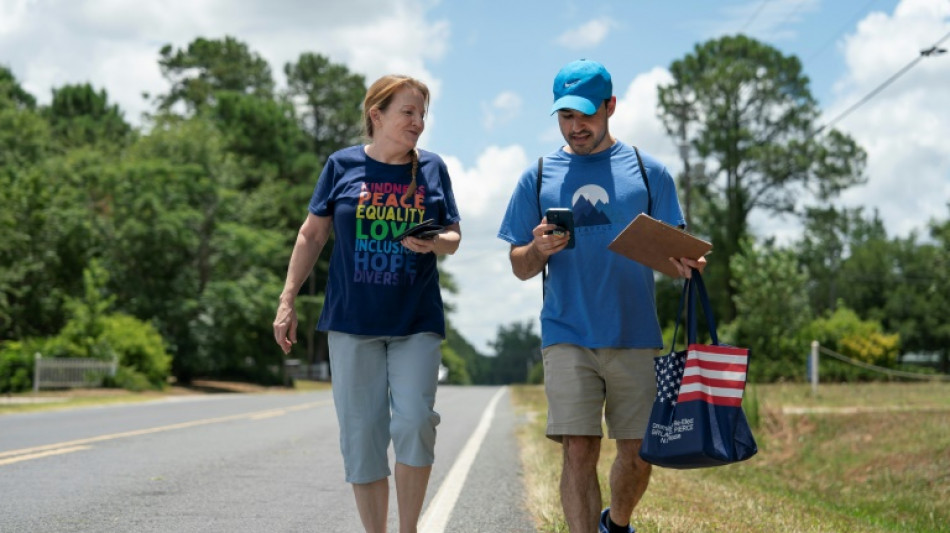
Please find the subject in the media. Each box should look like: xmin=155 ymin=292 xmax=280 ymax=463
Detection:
xmin=3 ymin=0 xmax=949 ymax=352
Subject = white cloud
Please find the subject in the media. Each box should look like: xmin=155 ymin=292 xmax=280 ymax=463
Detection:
xmin=555 ymin=17 xmax=615 ymax=50
xmin=482 ymin=90 xmax=522 ymax=130
xmin=610 ymin=67 xmax=680 ymax=166
xmin=445 ymin=145 xmax=527 ymax=220
xmin=0 ymin=0 xmax=450 ymax=126
xmin=0 ymin=0 xmax=29 ymax=35
xmin=828 ymin=0 xmax=950 ymax=237
xmin=440 ymin=145 xmax=542 ymax=352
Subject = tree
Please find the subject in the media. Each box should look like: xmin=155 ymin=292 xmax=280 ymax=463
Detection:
xmin=157 ymin=36 xmax=274 ymax=114
xmin=284 ymin=53 xmax=365 ymax=160
xmin=727 ymin=239 xmax=812 ymax=382
xmin=445 ymin=324 xmax=490 ymax=384
xmin=0 ymin=143 xmax=102 ymax=341
xmin=835 ymin=211 xmax=893 ymax=322
xmin=487 ymin=320 xmax=541 ymax=385
xmin=658 ymin=35 xmax=866 ymax=320
xmin=798 ymin=205 xmax=950 ymax=374
xmin=210 ymin=90 xmax=307 ymax=186
xmin=797 ymin=205 xmax=867 ymax=314
xmin=43 ymin=83 xmax=132 ymax=149
xmin=867 ymin=211 xmax=950 ymax=370
xmin=925 ymin=208 xmax=950 ymax=372
xmin=0 ymin=65 xmax=37 ymax=110
xmin=440 ymin=341 xmax=471 ymax=385
xmin=0 ymin=71 xmax=47 ymax=169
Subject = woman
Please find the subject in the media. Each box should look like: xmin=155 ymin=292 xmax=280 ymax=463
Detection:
xmin=272 ymin=74 xmax=461 ymax=533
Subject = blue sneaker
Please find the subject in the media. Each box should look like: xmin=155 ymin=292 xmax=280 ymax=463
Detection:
xmin=599 ymin=508 xmax=635 ymax=533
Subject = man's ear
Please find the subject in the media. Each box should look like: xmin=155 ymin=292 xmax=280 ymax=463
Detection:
xmin=605 ymin=96 xmax=617 ymax=117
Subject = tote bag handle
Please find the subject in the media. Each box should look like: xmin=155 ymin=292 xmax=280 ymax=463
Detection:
xmin=669 ymin=269 xmax=719 ymax=352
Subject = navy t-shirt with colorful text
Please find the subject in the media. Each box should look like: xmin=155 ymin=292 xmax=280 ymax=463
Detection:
xmin=309 ymin=145 xmax=460 ymax=337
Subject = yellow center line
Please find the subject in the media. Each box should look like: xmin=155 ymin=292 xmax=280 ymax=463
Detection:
xmin=0 ymin=399 xmax=329 ymax=463
xmin=0 ymin=445 xmax=91 ymax=466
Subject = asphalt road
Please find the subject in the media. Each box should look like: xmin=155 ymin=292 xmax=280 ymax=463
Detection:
xmin=0 ymin=385 xmax=537 ymax=532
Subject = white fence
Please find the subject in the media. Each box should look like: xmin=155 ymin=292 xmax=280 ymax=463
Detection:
xmin=284 ymin=360 xmax=330 ymax=381
xmin=33 ymin=354 xmax=118 ymax=391
xmin=808 ymin=341 xmax=950 ymax=393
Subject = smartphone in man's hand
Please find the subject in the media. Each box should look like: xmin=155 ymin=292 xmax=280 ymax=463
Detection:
xmin=545 ymin=208 xmax=575 ymax=249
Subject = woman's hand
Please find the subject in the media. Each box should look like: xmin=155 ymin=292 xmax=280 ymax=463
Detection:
xmin=400 ymin=223 xmax=461 ymax=255
xmin=273 ymin=300 xmax=298 ymax=354
xmin=401 ymin=235 xmax=438 ymax=254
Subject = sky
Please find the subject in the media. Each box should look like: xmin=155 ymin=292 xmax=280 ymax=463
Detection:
xmin=2 ymin=0 xmax=949 ymax=353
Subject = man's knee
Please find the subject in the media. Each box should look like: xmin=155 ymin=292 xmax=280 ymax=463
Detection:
xmin=616 ymin=439 xmax=651 ymax=474
xmin=562 ymin=435 xmax=601 ymax=467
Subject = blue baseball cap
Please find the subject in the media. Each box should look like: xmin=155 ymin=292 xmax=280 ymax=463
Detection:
xmin=550 ymin=59 xmax=612 ymax=115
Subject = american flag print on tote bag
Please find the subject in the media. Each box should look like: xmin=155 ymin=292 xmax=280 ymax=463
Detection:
xmin=639 ymin=270 xmax=757 ymax=469
xmin=678 ymin=344 xmax=749 ymax=407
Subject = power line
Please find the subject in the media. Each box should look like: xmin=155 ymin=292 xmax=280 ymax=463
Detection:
xmin=775 ymin=0 xmax=811 ymax=34
xmin=805 ymin=0 xmax=882 ymax=62
xmin=816 ymin=30 xmax=950 ymax=134
xmin=739 ymin=0 xmax=770 ymax=33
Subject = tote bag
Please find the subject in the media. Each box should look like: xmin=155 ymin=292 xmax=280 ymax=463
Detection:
xmin=639 ymin=270 xmax=758 ymax=469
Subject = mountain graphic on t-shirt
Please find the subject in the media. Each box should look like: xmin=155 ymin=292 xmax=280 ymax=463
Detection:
xmin=572 ymin=195 xmax=611 ymax=227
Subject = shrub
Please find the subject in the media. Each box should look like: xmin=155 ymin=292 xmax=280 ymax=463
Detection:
xmin=100 ymin=313 xmax=171 ymax=389
xmin=806 ymin=304 xmax=900 ymax=367
xmin=0 ymin=340 xmax=37 ymax=393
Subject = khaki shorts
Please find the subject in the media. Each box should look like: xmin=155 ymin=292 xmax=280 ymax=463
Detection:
xmin=542 ymin=344 xmax=658 ymax=442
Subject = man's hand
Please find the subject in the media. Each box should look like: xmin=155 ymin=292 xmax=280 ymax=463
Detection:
xmin=509 ymin=217 xmax=571 ymax=280
xmin=669 ymin=255 xmax=707 ymax=279
xmin=532 ymin=216 xmax=571 ymax=258
xmin=273 ymin=301 xmax=298 ymax=354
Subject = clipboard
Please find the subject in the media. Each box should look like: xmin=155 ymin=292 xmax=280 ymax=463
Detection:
xmin=607 ymin=214 xmax=712 ymax=278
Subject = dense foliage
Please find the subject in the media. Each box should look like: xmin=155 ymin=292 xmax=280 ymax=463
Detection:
xmin=2 ymin=35 xmax=947 ymax=391
xmin=0 ymin=38 xmax=466 ymax=391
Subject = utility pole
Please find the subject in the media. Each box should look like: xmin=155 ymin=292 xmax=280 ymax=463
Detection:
xmin=675 ymin=102 xmax=692 ymax=229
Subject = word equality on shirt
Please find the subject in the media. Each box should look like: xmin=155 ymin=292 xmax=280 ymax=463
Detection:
xmin=355 ymin=204 xmax=426 ymax=223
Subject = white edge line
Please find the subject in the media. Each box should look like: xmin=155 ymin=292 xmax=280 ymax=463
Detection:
xmin=419 ymin=387 xmax=505 ymax=533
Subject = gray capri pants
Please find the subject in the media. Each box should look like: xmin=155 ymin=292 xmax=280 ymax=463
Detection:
xmin=328 ymin=331 xmax=442 ymax=484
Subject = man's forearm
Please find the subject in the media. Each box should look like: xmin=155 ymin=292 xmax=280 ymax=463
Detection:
xmin=509 ymin=242 xmax=547 ymax=281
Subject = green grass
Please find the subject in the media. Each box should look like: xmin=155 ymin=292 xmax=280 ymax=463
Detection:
xmin=0 ymin=379 xmax=330 ymax=415
xmin=511 ymin=383 xmax=950 ymax=533
xmin=0 ymin=390 xmax=167 ymax=415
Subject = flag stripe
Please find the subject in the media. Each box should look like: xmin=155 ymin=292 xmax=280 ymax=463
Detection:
xmin=678 ymin=390 xmax=744 ymax=407
xmin=681 ymin=376 xmax=746 ymax=390
xmin=687 ymin=344 xmax=748 ymax=356
xmin=686 ymin=350 xmax=748 ymax=365
xmin=683 ymin=367 xmax=746 ymax=382
xmin=684 ymin=360 xmax=748 ymax=373
xmin=679 ymin=382 xmax=745 ymax=398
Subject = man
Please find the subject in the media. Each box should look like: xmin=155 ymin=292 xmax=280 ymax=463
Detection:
xmin=497 ymin=59 xmax=706 ymax=533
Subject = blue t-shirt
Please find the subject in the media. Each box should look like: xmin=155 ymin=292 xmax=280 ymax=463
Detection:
xmin=497 ymin=141 xmax=684 ymax=349
xmin=309 ymin=145 xmax=460 ymax=337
